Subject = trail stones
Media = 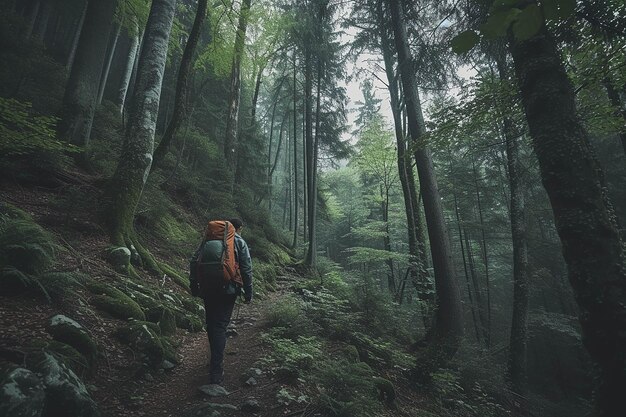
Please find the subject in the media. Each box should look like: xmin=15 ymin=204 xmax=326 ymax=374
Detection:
xmin=244 ymin=377 xmax=257 ymax=386
xmin=107 ymin=246 xmax=131 ymax=273
xmin=240 ymin=399 xmax=261 ymax=413
xmin=226 ymin=327 xmax=238 ymax=338
xmin=0 ymin=367 xmax=45 ymax=417
xmin=198 ymin=384 xmax=229 ymax=397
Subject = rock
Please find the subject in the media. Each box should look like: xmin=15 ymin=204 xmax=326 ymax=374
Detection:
xmin=107 ymin=247 xmax=131 ymax=273
xmin=225 ymin=328 xmax=238 ymax=338
xmin=175 ymin=312 xmax=204 ymax=333
xmin=114 ymin=322 xmax=164 ymax=366
xmin=373 ymin=377 xmax=396 ymax=407
xmin=244 ymin=377 xmax=257 ymax=386
xmin=88 ymin=282 xmax=146 ymax=321
xmin=0 ymin=366 xmax=46 ymax=417
xmin=31 ymin=353 xmax=99 ymax=417
xmin=144 ymin=373 xmax=154 ymax=382
xmin=250 ymin=368 xmax=263 ymax=376
xmin=240 ymin=399 xmax=261 ymax=413
xmin=208 ymin=403 xmax=237 ymax=411
xmin=161 ymin=360 xmax=176 ymax=371
xmin=47 ymin=315 xmax=97 ymax=362
xmin=198 ymin=384 xmax=229 ymax=397
xmin=145 ymin=305 xmax=177 ymax=336
xmin=128 ymin=244 xmax=142 ymax=267
xmin=28 ymin=340 xmax=90 ymax=376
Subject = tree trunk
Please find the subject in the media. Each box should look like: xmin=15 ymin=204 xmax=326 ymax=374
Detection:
xmin=24 ymin=0 xmax=40 ymax=39
xmin=509 ymin=23 xmax=626 ymax=414
xmin=472 ymin=161 xmax=491 ymax=347
xmin=65 ymin=2 xmax=87 ymax=70
xmin=224 ymin=0 xmax=252 ymax=180
xmin=151 ymin=0 xmax=208 ymax=173
xmin=495 ymin=51 xmax=530 ymax=393
xmin=117 ymin=23 xmax=142 ymax=114
xmin=377 ymin=4 xmax=433 ymax=328
xmin=58 ymin=0 xmax=118 ymax=147
xmin=33 ymin=0 xmax=52 ymax=40
xmin=388 ymin=0 xmax=463 ymax=348
xmin=304 ymin=46 xmax=318 ymax=268
xmin=98 ymin=22 xmax=122 ymax=105
xmin=108 ymin=0 xmax=177 ymax=250
xmin=292 ymin=52 xmax=299 ymax=248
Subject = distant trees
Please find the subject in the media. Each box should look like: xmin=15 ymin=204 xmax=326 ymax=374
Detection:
xmin=57 ymin=0 xmax=118 ymax=147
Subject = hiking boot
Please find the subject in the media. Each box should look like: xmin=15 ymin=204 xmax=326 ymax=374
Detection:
xmin=209 ymin=370 xmax=224 ymax=385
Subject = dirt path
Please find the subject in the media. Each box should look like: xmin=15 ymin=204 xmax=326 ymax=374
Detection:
xmin=138 ymin=289 xmax=292 ymax=417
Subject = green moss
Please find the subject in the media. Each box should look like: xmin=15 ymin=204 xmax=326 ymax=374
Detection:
xmin=114 ymin=321 xmax=164 ymax=366
xmin=47 ymin=315 xmax=97 ymax=362
xmin=343 ymin=345 xmax=360 ymax=363
xmin=145 ymin=305 xmax=177 ymax=336
xmin=29 ymin=339 xmax=90 ymax=376
xmin=0 ymin=202 xmax=33 ymax=221
xmin=373 ymin=377 xmax=396 ymax=407
xmin=159 ymin=262 xmax=188 ymax=290
xmin=88 ymin=282 xmax=145 ymax=321
xmin=174 ymin=311 xmax=203 ymax=332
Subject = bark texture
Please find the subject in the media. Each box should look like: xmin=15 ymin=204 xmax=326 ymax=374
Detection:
xmin=116 ymin=23 xmax=142 ymax=113
xmin=58 ymin=0 xmax=118 ymax=147
xmin=509 ymin=26 xmax=626 ymax=415
xmin=109 ymin=0 xmax=177 ymax=247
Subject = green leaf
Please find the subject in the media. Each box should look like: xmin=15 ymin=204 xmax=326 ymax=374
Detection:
xmin=451 ymin=30 xmax=480 ymax=54
xmin=480 ymin=8 xmax=522 ymax=39
xmin=512 ymin=4 xmax=544 ymax=41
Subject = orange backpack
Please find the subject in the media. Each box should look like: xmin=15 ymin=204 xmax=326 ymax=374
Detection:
xmin=195 ymin=220 xmax=243 ymax=295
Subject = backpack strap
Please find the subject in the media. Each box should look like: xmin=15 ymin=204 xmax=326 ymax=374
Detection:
xmin=221 ymin=221 xmax=229 ymax=263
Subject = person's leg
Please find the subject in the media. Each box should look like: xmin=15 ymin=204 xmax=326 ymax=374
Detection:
xmin=207 ymin=294 xmax=236 ymax=383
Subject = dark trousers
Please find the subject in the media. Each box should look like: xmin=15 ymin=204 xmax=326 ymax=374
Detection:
xmin=203 ymin=294 xmax=237 ymax=383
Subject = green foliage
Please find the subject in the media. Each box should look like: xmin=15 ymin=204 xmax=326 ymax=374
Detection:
xmin=266 ymin=294 xmax=304 ymax=329
xmin=314 ymin=359 xmax=381 ymax=417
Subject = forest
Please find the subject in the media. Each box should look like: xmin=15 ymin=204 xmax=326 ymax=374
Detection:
xmin=0 ymin=0 xmax=625 ymax=416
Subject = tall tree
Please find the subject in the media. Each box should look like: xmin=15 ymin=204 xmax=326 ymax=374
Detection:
xmin=108 ymin=0 xmax=177 ymax=259
xmin=224 ymin=0 xmax=252 ymax=180
xmin=504 ymin=4 xmax=626 ymax=413
xmin=57 ymin=0 xmax=118 ymax=147
xmin=388 ymin=0 xmax=464 ymax=350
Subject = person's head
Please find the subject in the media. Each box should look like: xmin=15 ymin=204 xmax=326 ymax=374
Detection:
xmin=229 ymin=218 xmax=244 ymax=232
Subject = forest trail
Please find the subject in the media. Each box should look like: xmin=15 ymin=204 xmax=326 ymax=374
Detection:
xmin=111 ymin=277 xmax=299 ymax=417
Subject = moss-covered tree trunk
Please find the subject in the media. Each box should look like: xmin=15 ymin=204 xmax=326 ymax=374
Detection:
xmin=116 ymin=22 xmax=142 ymax=114
xmin=108 ymin=0 xmax=177 ymax=256
xmin=509 ymin=26 xmax=626 ymax=415
xmin=388 ymin=0 xmax=463 ymax=350
xmin=57 ymin=0 xmax=118 ymax=147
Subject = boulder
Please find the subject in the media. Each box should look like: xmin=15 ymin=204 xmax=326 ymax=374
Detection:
xmin=0 ymin=366 xmax=45 ymax=417
xmin=198 ymin=384 xmax=229 ymax=397
xmin=240 ymin=399 xmax=261 ymax=413
xmin=107 ymin=247 xmax=131 ymax=273
xmin=244 ymin=377 xmax=257 ymax=386
xmin=47 ymin=315 xmax=97 ymax=362
xmin=145 ymin=305 xmax=177 ymax=336
xmin=30 ymin=353 xmax=99 ymax=417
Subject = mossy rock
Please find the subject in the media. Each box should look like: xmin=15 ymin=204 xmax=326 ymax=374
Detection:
xmin=47 ymin=315 xmax=97 ymax=362
xmin=88 ymin=282 xmax=145 ymax=321
xmin=0 ymin=202 xmax=33 ymax=221
xmin=180 ymin=296 xmax=204 ymax=317
xmin=114 ymin=321 xmax=164 ymax=366
xmin=145 ymin=305 xmax=177 ymax=336
xmin=0 ymin=365 xmax=46 ymax=417
xmin=161 ymin=337 xmax=179 ymax=364
xmin=29 ymin=339 xmax=90 ymax=376
xmin=174 ymin=312 xmax=204 ymax=333
xmin=26 ymin=352 xmax=99 ymax=417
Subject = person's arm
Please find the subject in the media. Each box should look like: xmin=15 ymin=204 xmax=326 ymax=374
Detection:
xmin=237 ymin=238 xmax=253 ymax=302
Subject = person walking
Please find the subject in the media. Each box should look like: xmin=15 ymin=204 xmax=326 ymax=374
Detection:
xmin=190 ymin=218 xmax=253 ymax=385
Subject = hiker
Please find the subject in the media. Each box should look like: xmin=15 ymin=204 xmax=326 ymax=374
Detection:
xmin=190 ymin=218 xmax=253 ymax=385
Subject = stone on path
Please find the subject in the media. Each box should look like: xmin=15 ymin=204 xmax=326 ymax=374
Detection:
xmin=245 ymin=377 xmax=257 ymax=386
xmin=0 ymin=367 xmax=46 ymax=417
xmin=198 ymin=384 xmax=229 ymax=397
xmin=240 ymin=399 xmax=261 ymax=413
